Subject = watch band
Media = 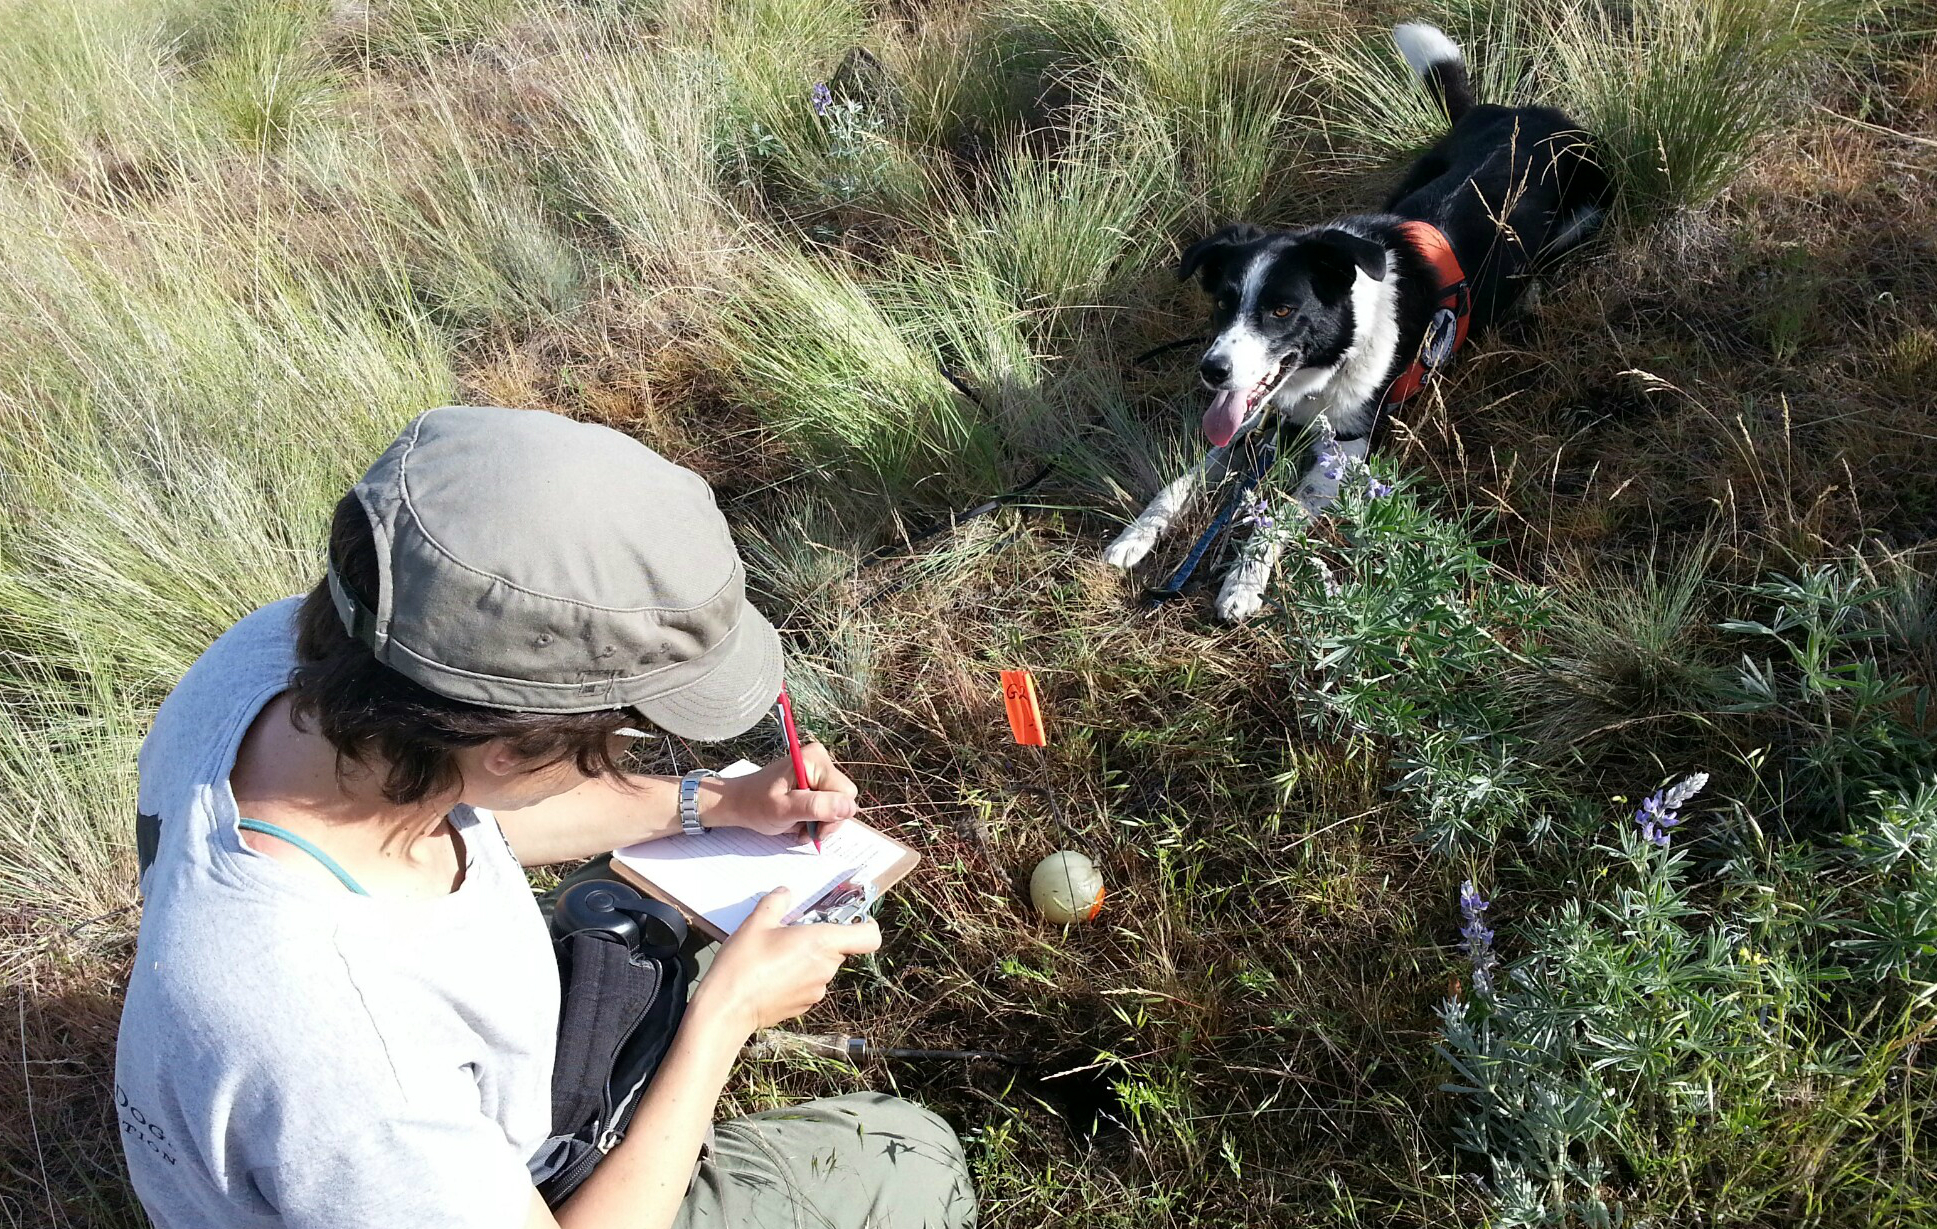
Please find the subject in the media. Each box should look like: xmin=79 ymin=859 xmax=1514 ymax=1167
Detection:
xmin=679 ymin=769 xmax=718 ymax=836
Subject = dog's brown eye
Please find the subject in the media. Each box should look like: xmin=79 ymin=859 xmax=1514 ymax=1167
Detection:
xmin=1271 ymin=305 xmax=1291 ymax=319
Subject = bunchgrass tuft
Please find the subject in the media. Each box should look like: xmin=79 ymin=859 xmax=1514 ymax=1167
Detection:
xmin=195 ymin=0 xmax=337 ymax=150
xmin=0 ymin=0 xmax=202 ymax=184
xmin=933 ymin=113 xmax=1181 ymax=318
xmin=1300 ymin=0 xmax=1870 ymax=224
xmin=0 ymin=661 xmax=144 ymax=917
xmin=1508 ymin=543 xmax=1724 ymax=761
xmin=1010 ymin=0 xmax=1312 ymax=223
xmin=0 ymin=182 xmax=451 ymax=696
xmin=349 ymin=110 xmax=587 ymax=332
xmin=350 ymin=0 xmax=533 ymax=57
xmin=707 ymin=240 xmax=1002 ymax=499
xmin=1543 ymin=0 xmax=1870 ymax=224
xmin=550 ymin=41 xmax=733 ymax=275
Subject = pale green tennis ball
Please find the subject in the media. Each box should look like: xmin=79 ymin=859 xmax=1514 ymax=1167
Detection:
xmin=1029 ymin=850 xmax=1105 ymax=923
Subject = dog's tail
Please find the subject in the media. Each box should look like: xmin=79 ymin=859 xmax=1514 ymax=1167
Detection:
xmin=1392 ymin=22 xmax=1473 ymax=126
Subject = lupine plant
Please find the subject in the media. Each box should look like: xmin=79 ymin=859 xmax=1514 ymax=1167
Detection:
xmin=1632 ymin=771 xmax=1708 ymax=847
xmin=1436 ymin=766 xmax=1937 ymax=1225
xmin=1721 ymin=563 xmax=1937 ymax=822
xmin=1458 ymin=880 xmax=1497 ymax=996
xmin=806 ymin=78 xmax=893 ymax=206
xmin=1263 ymin=455 xmax=1551 ymax=852
xmin=1843 ymin=781 xmax=1937 ymax=983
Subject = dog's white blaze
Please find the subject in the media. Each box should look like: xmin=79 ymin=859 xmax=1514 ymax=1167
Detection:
xmin=1202 ymin=247 xmax=1279 ymax=393
xmin=1392 ymin=22 xmax=1462 ymax=78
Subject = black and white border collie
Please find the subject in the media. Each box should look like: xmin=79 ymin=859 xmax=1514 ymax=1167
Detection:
xmin=1104 ymin=22 xmax=1611 ymax=620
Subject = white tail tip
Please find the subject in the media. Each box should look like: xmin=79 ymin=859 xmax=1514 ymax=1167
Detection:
xmin=1392 ymin=22 xmax=1463 ymax=78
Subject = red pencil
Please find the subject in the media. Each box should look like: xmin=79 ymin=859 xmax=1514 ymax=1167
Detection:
xmin=775 ymin=684 xmax=819 ymax=852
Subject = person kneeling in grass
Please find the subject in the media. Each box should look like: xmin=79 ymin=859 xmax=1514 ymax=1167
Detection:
xmin=115 ymin=405 xmax=976 ymax=1229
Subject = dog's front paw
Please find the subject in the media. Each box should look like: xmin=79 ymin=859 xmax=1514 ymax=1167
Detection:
xmin=1103 ymin=524 xmax=1159 ymax=569
xmin=1291 ymin=482 xmax=1339 ymax=521
xmin=1214 ymin=573 xmax=1269 ymax=622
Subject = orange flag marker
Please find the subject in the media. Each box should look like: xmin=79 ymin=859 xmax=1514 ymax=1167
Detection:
xmin=1000 ymin=669 xmax=1048 ymax=747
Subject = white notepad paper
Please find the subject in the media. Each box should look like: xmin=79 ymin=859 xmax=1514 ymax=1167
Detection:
xmin=611 ymin=761 xmax=914 ymax=937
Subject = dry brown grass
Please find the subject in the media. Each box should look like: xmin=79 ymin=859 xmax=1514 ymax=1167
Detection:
xmin=4 ymin=3 xmax=1936 ymax=1226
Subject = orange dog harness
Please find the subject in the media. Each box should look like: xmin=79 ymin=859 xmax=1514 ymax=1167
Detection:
xmin=1382 ymin=220 xmax=1471 ymax=406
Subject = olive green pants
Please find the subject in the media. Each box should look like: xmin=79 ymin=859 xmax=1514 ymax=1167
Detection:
xmin=677 ymin=1092 xmax=977 ymax=1229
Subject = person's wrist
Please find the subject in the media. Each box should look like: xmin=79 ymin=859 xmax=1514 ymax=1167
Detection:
xmin=694 ymin=775 xmax=744 ymax=828
xmin=686 ymin=977 xmax=759 ymax=1041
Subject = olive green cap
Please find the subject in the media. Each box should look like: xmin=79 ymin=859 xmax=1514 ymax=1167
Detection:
xmin=326 ymin=406 xmax=782 ymax=741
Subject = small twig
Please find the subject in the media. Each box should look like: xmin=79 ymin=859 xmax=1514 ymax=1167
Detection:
xmin=1216 ymin=1063 xmax=1325 ymax=1086
xmin=19 ymin=992 xmax=59 ymax=1227
xmin=1100 ymin=986 xmax=1204 ymax=1010
xmin=1279 ymin=810 xmax=1373 ymax=853
xmin=64 ymin=903 xmax=135 ymax=937
xmin=1814 ymin=104 xmax=1937 ymax=151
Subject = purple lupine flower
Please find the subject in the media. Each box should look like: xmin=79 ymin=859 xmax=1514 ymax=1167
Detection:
xmin=1459 ymin=880 xmax=1496 ymax=996
xmin=1242 ymin=495 xmax=1276 ymax=531
xmin=811 ymin=82 xmax=833 ymax=117
xmin=1366 ymin=475 xmax=1392 ymax=499
xmin=1319 ymin=448 xmax=1345 ymax=482
xmin=1634 ymin=771 xmax=1710 ymax=847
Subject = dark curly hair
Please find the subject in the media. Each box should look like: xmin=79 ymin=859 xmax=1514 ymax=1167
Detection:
xmin=288 ymin=495 xmax=640 ymax=805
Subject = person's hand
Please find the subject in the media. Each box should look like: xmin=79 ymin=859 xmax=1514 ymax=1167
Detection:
xmin=705 ymin=742 xmax=858 ymax=840
xmin=691 ymin=888 xmax=881 ymax=1035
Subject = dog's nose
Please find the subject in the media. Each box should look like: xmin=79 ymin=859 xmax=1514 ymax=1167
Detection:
xmin=1199 ymin=355 xmax=1231 ymax=386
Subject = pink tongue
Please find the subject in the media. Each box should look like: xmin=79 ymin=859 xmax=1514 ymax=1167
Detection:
xmin=1203 ymin=389 xmax=1247 ymax=447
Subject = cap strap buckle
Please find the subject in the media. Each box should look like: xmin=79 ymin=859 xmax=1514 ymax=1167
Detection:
xmin=326 ymin=561 xmax=382 ymax=654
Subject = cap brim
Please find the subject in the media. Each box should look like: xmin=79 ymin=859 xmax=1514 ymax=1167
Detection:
xmin=631 ymin=602 xmax=785 ymax=741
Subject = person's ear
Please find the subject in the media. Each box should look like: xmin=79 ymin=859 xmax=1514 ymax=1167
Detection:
xmin=477 ymin=740 xmax=535 ymax=780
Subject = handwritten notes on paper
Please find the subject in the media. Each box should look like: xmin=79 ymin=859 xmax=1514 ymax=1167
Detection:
xmin=611 ymin=762 xmax=913 ymax=937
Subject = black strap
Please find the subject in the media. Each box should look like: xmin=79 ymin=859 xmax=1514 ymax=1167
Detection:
xmin=857 ymin=462 xmax=1055 ymax=575
xmin=339 ymin=577 xmax=379 ymax=650
xmin=136 ymin=811 xmax=161 ymax=880
xmin=1131 ymin=336 xmax=1205 ymax=367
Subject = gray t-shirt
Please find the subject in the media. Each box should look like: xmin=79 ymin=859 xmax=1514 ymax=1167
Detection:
xmin=115 ymin=599 xmax=559 ymax=1228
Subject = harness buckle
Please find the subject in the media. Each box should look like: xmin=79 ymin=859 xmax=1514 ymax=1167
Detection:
xmin=1420 ymin=306 xmax=1460 ymax=371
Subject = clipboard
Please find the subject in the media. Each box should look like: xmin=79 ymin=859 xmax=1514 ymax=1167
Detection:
xmin=608 ymin=762 xmax=918 ymax=940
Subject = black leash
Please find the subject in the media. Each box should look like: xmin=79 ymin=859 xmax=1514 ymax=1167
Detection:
xmin=856 ymin=461 xmax=1055 ymax=569
xmin=1131 ymin=336 xmax=1204 ymax=368
xmin=856 ymin=364 xmax=1057 ymax=571
xmin=1141 ymin=425 xmax=1283 ymax=604
xmin=854 ymin=464 xmax=1052 ymax=613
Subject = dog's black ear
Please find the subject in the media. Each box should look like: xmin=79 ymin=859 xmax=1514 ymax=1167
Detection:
xmin=1177 ymin=223 xmax=1268 ymax=283
xmin=1307 ymin=229 xmax=1389 ymax=283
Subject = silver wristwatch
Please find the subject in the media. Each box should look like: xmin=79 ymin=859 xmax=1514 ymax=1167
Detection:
xmin=679 ymin=769 xmax=718 ymax=836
